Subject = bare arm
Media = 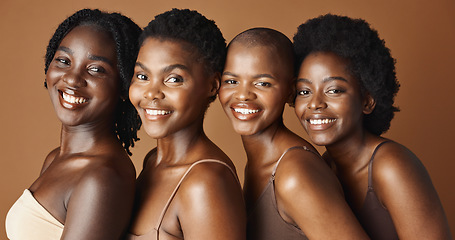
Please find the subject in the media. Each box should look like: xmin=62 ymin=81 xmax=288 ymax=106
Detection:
xmin=275 ymin=149 xmax=370 ymax=240
xmin=374 ymin=143 xmax=452 ymax=239
xmin=60 ymin=163 xmax=135 ymax=240
xmin=178 ymin=163 xmax=246 ymax=240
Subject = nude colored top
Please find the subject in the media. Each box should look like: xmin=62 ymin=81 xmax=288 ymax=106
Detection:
xmin=358 ymin=141 xmax=399 ymax=240
xmin=6 ymin=189 xmax=64 ymax=240
xmin=126 ymin=159 xmax=238 ymax=240
xmin=247 ymin=146 xmax=310 ymax=240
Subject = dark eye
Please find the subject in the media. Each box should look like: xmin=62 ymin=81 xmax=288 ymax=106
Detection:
xmin=136 ymin=74 xmax=148 ymax=81
xmin=255 ymin=82 xmax=271 ymax=87
xmin=223 ymin=79 xmax=238 ymax=85
xmin=327 ymin=89 xmax=344 ymax=94
xmin=297 ymin=89 xmax=311 ymax=96
xmin=88 ymin=66 xmax=106 ymax=74
xmin=55 ymin=57 xmax=70 ymax=66
xmin=165 ymin=76 xmax=183 ymax=84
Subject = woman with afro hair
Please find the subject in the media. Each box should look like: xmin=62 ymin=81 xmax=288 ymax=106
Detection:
xmin=6 ymin=9 xmax=142 ymax=240
xmin=126 ymin=9 xmax=246 ymax=240
xmin=293 ymin=14 xmax=451 ymax=239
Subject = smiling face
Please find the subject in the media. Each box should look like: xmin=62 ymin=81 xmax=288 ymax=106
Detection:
xmin=46 ymin=24 xmax=120 ymax=127
xmin=129 ymin=38 xmax=216 ymax=139
xmin=218 ymin=42 xmax=293 ymax=136
xmin=294 ymin=51 xmax=372 ymax=146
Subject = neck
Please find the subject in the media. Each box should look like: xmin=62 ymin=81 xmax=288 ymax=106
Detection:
xmin=325 ymin=130 xmax=374 ymax=173
xmin=59 ymin=119 xmax=117 ymax=154
xmin=155 ymin=122 xmax=207 ymax=165
xmin=241 ymin=120 xmax=288 ymax=166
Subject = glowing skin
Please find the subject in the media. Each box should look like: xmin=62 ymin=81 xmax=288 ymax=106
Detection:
xmin=46 ymin=25 xmax=120 ymax=127
xmin=294 ymin=51 xmax=369 ymax=147
xmin=219 ymin=42 xmax=292 ymax=136
xmin=129 ymin=38 xmax=215 ymax=139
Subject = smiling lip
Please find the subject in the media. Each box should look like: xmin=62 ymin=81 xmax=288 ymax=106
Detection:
xmin=230 ymin=103 xmax=262 ymax=121
xmin=306 ymin=117 xmax=337 ymax=130
xmin=308 ymin=118 xmax=337 ymax=125
xmin=59 ymin=90 xmax=88 ymax=109
xmin=143 ymin=108 xmax=173 ymax=121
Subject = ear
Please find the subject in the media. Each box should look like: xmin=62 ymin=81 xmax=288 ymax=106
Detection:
xmin=363 ymin=92 xmax=376 ymax=114
xmin=209 ymin=72 xmax=221 ymax=98
xmin=286 ymin=77 xmax=297 ymax=107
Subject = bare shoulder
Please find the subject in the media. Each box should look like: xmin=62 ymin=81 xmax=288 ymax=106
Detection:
xmin=370 ymin=142 xmax=451 ymax=238
xmin=371 ymin=141 xmax=427 ymax=188
xmin=179 ymin=160 xmax=240 ymax=195
xmin=77 ymin=152 xmax=136 ymax=189
xmin=62 ymin=153 xmax=136 ymax=239
xmin=143 ymin=147 xmax=157 ymax=168
xmin=174 ymin=160 xmax=246 ymax=239
xmin=274 ymin=147 xmax=340 ymax=195
xmin=40 ymin=147 xmax=60 ymax=174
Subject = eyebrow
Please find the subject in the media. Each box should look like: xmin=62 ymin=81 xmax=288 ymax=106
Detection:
xmin=88 ymin=54 xmax=114 ymax=66
xmin=56 ymin=46 xmax=73 ymax=55
xmin=135 ymin=62 xmax=190 ymax=74
xmin=56 ymin=46 xmax=114 ymax=66
xmin=296 ymin=76 xmax=348 ymax=84
xmin=222 ymin=72 xmax=276 ymax=80
xmin=253 ymin=73 xmax=276 ymax=80
xmin=222 ymin=71 xmax=237 ymax=77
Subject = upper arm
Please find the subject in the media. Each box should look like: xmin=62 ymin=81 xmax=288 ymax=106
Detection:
xmin=61 ymin=164 xmax=135 ymax=240
xmin=177 ymin=163 xmax=246 ymax=240
xmin=275 ymin=150 xmax=369 ymax=240
xmin=373 ymin=144 xmax=451 ymax=239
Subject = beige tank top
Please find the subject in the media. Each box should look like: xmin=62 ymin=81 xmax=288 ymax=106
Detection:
xmin=6 ymin=189 xmax=64 ymax=240
xmin=126 ymin=159 xmax=238 ymax=240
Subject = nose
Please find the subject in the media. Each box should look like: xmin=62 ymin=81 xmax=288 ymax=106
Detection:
xmin=307 ymin=92 xmax=327 ymax=110
xmin=143 ymin=81 xmax=165 ymax=100
xmin=234 ymin=83 xmax=256 ymax=101
xmin=62 ymin=68 xmax=87 ymax=88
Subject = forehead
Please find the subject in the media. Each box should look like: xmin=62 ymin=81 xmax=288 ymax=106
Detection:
xmin=299 ymin=52 xmax=352 ymax=77
xmin=138 ymin=37 xmax=205 ymax=65
xmin=299 ymin=52 xmax=361 ymax=86
xmin=225 ymin=42 xmax=291 ymax=77
xmin=59 ymin=25 xmax=117 ymax=58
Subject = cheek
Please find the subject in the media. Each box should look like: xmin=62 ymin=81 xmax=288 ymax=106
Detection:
xmin=294 ymin=99 xmax=307 ymax=119
xmin=128 ymin=84 xmax=142 ymax=106
xmin=45 ymin=68 xmax=62 ymax=85
xmin=217 ymin=88 xmax=231 ymax=106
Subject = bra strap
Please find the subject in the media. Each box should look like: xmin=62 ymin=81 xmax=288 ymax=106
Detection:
xmin=272 ymin=146 xmax=314 ymax=178
xmin=155 ymin=159 xmax=237 ymax=237
xmin=368 ymin=141 xmax=392 ymax=188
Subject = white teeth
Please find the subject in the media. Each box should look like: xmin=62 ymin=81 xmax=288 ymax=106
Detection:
xmin=62 ymin=92 xmax=87 ymax=104
xmin=234 ymin=108 xmax=260 ymax=115
xmin=145 ymin=109 xmax=172 ymax=116
xmin=309 ymin=118 xmax=336 ymax=125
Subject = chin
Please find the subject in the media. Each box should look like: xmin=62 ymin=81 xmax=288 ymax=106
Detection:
xmin=308 ymin=133 xmax=334 ymax=147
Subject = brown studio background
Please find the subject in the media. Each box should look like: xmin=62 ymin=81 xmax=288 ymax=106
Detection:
xmin=1 ymin=0 xmax=454 ymax=238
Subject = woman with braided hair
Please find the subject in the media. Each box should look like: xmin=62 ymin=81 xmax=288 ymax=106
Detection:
xmin=6 ymin=9 xmax=141 ymax=240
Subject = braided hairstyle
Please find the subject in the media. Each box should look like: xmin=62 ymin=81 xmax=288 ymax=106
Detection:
xmin=293 ymin=14 xmax=400 ymax=135
xmin=139 ymin=8 xmax=227 ymax=103
xmin=44 ymin=9 xmax=142 ymax=155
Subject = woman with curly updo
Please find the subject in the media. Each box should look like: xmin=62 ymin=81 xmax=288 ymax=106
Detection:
xmin=293 ymin=14 xmax=451 ymax=239
xmin=6 ymin=9 xmax=141 ymax=240
xmin=126 ymin=9 xmax=246 ymax=240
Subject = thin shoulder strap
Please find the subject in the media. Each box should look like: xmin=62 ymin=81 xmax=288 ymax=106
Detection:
xmin=272 ymin=146 xmax=312 ymax=177
xmin=368 ymin=141 xmax=392 ymax=188
xmin=155 ymin=159 xmax=237 ymax=238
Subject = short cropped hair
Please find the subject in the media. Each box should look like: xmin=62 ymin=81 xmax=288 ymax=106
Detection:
xmin=140 ymin=8 xmax=226 ymax=77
